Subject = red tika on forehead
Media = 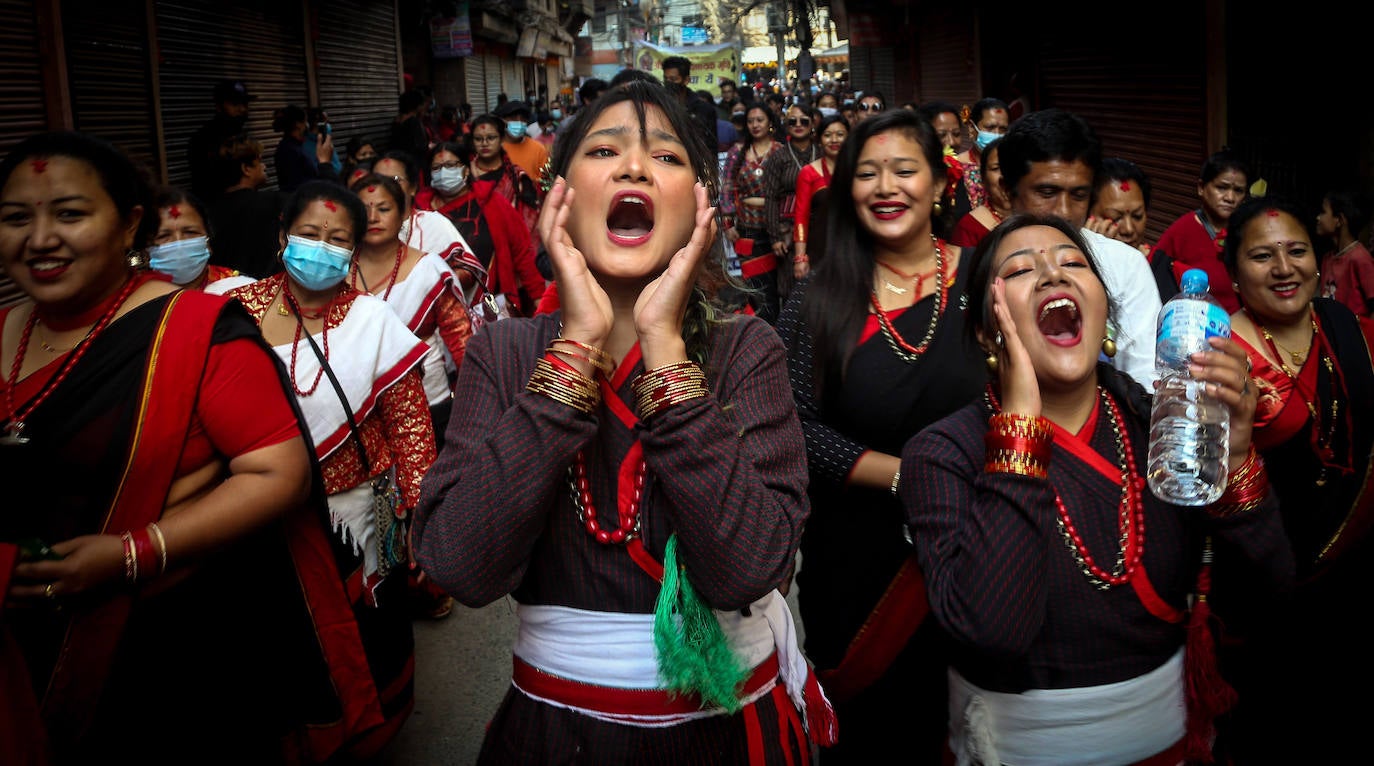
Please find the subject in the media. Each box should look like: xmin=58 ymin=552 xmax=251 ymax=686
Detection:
xmin=31 ymin=159 xmax=47 ymax=174
xmin=168 ymin=204 xmax=182 ymax=218
xmin=1119 ymin=181 xmax=1131 ymax=191
xmin=323 ymin=200 xmax=338 ymax=211
xmin=367 ymin=186 xmax=377 ymax=193
xmin=1266 ymin=209 xmax=1280 ymax=217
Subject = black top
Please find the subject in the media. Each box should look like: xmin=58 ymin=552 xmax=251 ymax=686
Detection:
xmin=209 ymin=188 xmax=286 ymax=278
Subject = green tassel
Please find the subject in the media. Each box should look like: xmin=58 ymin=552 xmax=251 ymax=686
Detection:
xmin=653 ymin=534 xmax=749 ymax=712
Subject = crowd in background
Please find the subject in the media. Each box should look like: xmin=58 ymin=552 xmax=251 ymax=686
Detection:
xmin=4 ymin=59 xmax=1374 ymax=766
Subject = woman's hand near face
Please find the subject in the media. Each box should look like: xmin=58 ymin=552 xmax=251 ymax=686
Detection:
xmin=1084 ymin=215 xmax=1120 ymax=242
xmin=634 ymin=183 xmax=716 ymax=369
xmin=988 ymin=276 xmax=1041 ymax=417
xmin=540 ymin=178 xmax=612 ymax=372
xmin=1187 ymin=335 xmax=1258 ymax=470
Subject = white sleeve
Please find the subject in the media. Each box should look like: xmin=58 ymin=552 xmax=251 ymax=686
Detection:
xmin=1082 ymin=229 xmax=1161 ymax=388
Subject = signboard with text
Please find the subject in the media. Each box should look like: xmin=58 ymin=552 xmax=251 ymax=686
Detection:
xmin=630 ymin=40 xmax=738 ymax=86
xmin=430 ymin=6 xmax=473 ymax=58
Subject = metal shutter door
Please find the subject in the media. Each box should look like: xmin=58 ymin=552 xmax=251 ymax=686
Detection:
xmin=484 ymin=52 xmax=504 ymax=115
xmin=1036 ymin=16 xmax=1206 ymax=244
xmin=465 ymin=54 xmax=488 ymax=115
xmin=62 ymin=0 xmax=158 ymax=175
xmin=156 ymin=0 xmax=309 ymax=190
xmin=0 ymin=0 xmax=49 ymax=307
xmin=917 ymin=10 xmax=979 ymax=109
xmin=316 ymin=0 xmax=400 ymax=159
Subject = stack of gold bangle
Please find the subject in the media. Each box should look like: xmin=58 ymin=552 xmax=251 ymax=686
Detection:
xmin=985 ymin=412 xmax=1054 ymax=478
xmin=527 ymin=356 xmax=600 ymax=414
xmin=1209 ymin=446 xmax=1269 ymax=518
xmin=633 ymin=360 xmax=709 ymax=421
xmin=549 ymin=337 xmax=615 ymax=378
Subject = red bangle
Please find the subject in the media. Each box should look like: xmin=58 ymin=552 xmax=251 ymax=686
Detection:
xmin=984 ymin=434 xmax=1053 ymax=463
xmin=132 ymin=528 xmax=158 ymax=582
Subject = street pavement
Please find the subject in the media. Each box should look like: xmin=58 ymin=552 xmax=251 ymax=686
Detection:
xmin=379 ymin=565 xmax=807 ymax=765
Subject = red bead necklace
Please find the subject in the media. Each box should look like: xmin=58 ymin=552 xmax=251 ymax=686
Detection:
xmin=987 ymin=384 xmax=1145 ymax=590
xmin=870 ymin=236 xmax=949 ymax=363
xmin=3 ymin=274 xmax=141 ymax=445
xmin=281 ymin=284 xmax=337 ymax=397
xmin=568 ymin=450 xmax=646 ymax=545
xmin=352 ymin=241 xmax=406 ymax=301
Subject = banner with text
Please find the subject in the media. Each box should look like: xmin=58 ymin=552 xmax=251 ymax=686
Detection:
xmin=630 ymin=40 xmax=739 ymax=88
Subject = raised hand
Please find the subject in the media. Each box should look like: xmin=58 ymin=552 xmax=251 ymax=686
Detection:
xmin=634 ymin=182 xmax=716 ymax=369
xmin=988 ymin=276 xmax=1041 ymax=417
xmin=539 ymin=178 xmax=613 ymax=365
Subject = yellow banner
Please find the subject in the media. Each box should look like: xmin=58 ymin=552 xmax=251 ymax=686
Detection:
xmin=631 ymin=41 xmax=739 ymax=89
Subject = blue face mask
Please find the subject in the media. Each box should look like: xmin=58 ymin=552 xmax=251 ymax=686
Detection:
xmin=550 ymin=109 xmax=562 ymax=120
xmin=147 ymin=236 xmax=212 ymax=285
xmin=975 ymin=129 xmax=1002 ymax=151
xmin=282 ymin=234 xmax=353 ymax=292
xmin=505 ymin=121 xmax=527 ymax=139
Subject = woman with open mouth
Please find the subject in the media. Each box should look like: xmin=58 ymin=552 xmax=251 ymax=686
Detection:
xmin=1210 ymin=197 xmax=1374 ymax=764
xmin=412 ymin=80 xmax=836 ymax=764
xmin=902 ymin=213 xmax=1292 ymax=765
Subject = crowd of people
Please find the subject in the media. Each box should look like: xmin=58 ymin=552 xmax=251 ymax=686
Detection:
xmin=3 ymin=62 xmax=1373 ymax=766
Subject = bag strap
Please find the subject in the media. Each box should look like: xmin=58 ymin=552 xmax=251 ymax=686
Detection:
xmin=288 ymin=302 xmax=375 ymax=477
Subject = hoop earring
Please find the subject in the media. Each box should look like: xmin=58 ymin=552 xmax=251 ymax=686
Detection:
xmin=1102 ymin=336 xmax=1117 ymax=358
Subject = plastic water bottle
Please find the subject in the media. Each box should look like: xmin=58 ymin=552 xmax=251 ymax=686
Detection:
xmin=1146 ymin=268 xmax=1231 ymax=505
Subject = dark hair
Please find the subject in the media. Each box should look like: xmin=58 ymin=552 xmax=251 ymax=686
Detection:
xmin=346 ymin=136 xmax=374 ymax=160
xmin=815 ymin=113 xmax=849 ymax=140
xmin=766 ymin=92 xmax=786 ymax=106
xmin=349 ymin=172 xmax=409 ymax=214
xmin=374 ymin=149 xmax=421 ymax=190
xmin=212 ymin=134 xmax=264 ymax=191
xmin=1095 ymin=157 xmax=1152 ymax=208
xmin=965 ymin=213 xmax=1114 ymax=349
xmin=0 ymin=130 xmax=158 ymax=248
xmin=279 ymin=180 xmax=367 ymax=249
xmin=426 ymin=141 xmax=472 ymax=184
xmin=272 ymin=104 xmax=307 ymax=134
xmin=662 ymin=55 xmax=691 ymax=78
xmin=967 ymin=98 xmax=1010 ymax=127
xmin=398 ymin=89 xmax=426 ymax=114
xmin=801 ymin=109 xmax=945 ymax=400
xmin=1323 ymin=187 xmax=1372 ymax=239
xmin=153 ymin=186 xmax=214 ymax=239
xmin=548 ymin=79 xmax=729 ymax=364
xmin=1221 ymin=196 xmax=1311 ymax=276
xmin=997 ymin=108 xmax=1102 ymax=196
xmin=610 ymin=68 xmax=660 ymax=88
xmin=579 ymin=77 xmax=609 ymax=104
xmin=1200 ymin=149 xmax=1249 ymax=185
xmin=817 ymin=92 xmax=840 ymax=109
xmin=918 ymin=100 xmax=960 ymax=125
xmin=857 ymin=91 xmax=885 ymax=108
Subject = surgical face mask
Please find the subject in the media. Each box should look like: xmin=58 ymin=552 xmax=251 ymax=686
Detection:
xmin=818 ymin=106 xmax=838 ymax=118
xmin=551 ymin=109 xmax=562 ymax=120
xmin=147 ymin=236 xmax=212 ymax=285
xmin=431 ymin=166 xmax=467 ymax=195
xmin=975 ymin=129 xmax=1002 ymax=151
xmin=506 ymin=121 xmax=527 ymax=139
xmin=282 ymin=234 xmax=353 ymax=291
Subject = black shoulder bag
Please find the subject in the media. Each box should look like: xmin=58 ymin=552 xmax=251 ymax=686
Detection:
xmin=289 ymin=304 xmax=406 ymax=579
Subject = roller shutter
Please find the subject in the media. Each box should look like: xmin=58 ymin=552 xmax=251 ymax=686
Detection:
xmin=1033 ymin=12 xmax=1207 ymax=244
xmin=485 ymin=52 xmax=506 ymax=114
xmin=465 ymin=54 xmax=489 ymax=115
xmin=155 ymin=0 xmax=309 ymax=190
xmin=917 ymin=9 xmax=978 ymax=109
xmin=316 ymin=0 xmax=400 ymax=157
xmin=62 ymin=0 xmax=158 ymax=175
xmin=0 ymin=0 xmax=48 ymax=306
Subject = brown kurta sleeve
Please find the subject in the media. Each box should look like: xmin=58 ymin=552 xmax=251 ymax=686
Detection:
xmin=433 ymin=288 xmax=472 ymax=370
xmin=380 ymin=368 xmax=436 ymax=511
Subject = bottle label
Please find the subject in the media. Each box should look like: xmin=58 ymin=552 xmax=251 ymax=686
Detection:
xmin=1157 ymin=300 xmax=1230 ymax=365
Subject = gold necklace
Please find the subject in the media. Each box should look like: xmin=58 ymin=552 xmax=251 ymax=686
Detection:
xmin=33 ymin=320 xmax=88 ymax=354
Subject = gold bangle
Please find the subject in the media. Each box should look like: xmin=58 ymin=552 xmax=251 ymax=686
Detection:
xmin=527 ymin=357 xmax=600 ymax=414
xmin=148 ymin=522 xmax=168 ymax=575
xmin=988 ymin=412 xmax=1054 ymax=441
xmin=121 ymin=531 xmax=137 ymax=584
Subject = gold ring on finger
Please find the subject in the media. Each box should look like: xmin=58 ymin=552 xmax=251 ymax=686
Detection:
xmin=44 ymin=583 xmax=57 ymax=599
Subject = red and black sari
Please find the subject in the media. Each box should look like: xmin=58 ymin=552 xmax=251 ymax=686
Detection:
xmin=0 ymin=290 xmax=390 ymax=765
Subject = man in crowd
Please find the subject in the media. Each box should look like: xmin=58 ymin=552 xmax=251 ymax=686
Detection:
xmin=996 ymin=107 xmax=1161 ymax=387
xmin=207 ymin=135 xmax=283 ymax=278
xmin=495 ymin=99 xmax=549 ymax=183
xmin=661 ymin=56 xmax=719 ymax=154
xmin=188 ymin=79 xmax=254 ymax=202
xmin=717 ymin=78 xmax=740 ymax=119
xmin=856 ymin=91 xmax=886 ymax=122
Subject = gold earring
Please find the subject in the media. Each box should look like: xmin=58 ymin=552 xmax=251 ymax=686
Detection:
xmin=933 ymin=200 xmax=944 ymax=217
xmin=1102 ymin=337 xmax=1117 ymax=358
xmin=985 ymin=353 xmax=999 ymax=374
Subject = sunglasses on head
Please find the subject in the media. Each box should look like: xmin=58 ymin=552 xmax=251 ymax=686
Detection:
xmin=859 ymin=102 xmax=883 ymax=112
xmin=786 ymin=117 xmax=811 ymax=127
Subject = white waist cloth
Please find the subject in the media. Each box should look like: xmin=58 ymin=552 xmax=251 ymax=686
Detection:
xmin=327 ymin=483 xmax=378 ymax=585
xmin=949 ymin=649 xmax=1185 ymax=766
xmin=513 ymin=590 xmax=810 ymax=727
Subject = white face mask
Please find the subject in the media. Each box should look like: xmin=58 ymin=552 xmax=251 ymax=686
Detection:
xmin=818 ymin=107 xmax=838 ymax=118
xmin=525 ymin=121 xmax=543 ymax=140
xmin=431 ymin=166 xmax=467 ymax=195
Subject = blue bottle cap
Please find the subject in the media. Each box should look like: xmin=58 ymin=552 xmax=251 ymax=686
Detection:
xmin=1180 ymin=268 xmax=1209 ymax=293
